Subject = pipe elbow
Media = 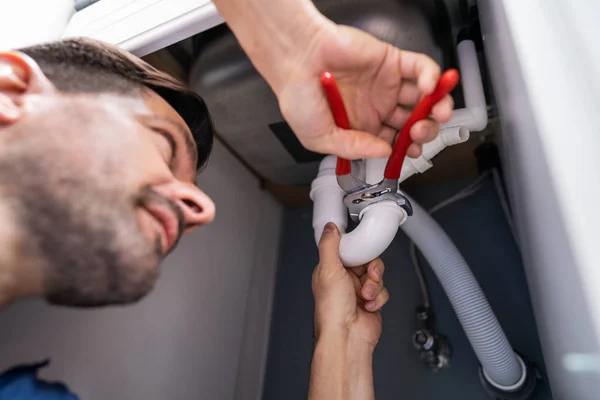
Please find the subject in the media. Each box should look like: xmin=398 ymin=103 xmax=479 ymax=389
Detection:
xmin=441 ymin=108 xmax=488 ymax=132
xmin=441 ymin=40 xmax=488 ymax=132
xmin=311 ymin=157 xmax=406 ymax=266
xmin=339 ymin=201 xmax=407 ymax=267
xmin=466 ymin=107 xmax=488 ymax=132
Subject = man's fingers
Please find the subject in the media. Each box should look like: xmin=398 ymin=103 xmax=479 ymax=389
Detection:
xmin=388 ymin=103 xmax=452 ymax=140
xmin=378 ymin=125 xmax=397 ymax=145
xmin=406 ymin=143 xmax=422 ymax=158
xmin=361 ymin=277 xmax=384 ymax=301
xmin=317 ymin=222 xmax=343 ymax=270
xmin=399 ymin=51 xmax=441 ymax=95
xmin=432 ymin=94 xmax=454 ymax=123
xmin=350 ymin=259 xmax=385 ymax=301
xmin=410 ymin=119 xmax=439 ymax=144
xmin=360 ymin=259 xmax=385 ymax=301
xmin=366 ymin=259 xmax=385 ymax=282
xmin=364 ymin=287 xmax=390 ymax=312
xmin=384 ymin=106 xmax=411 ymax=130
xmin=398 ymin=88 xmax=454 ymax=125
xmin=397 ymin=80 xmax=421 ymax=106
xmin=350 ymin=273 xmax=363 ymax=298
xmin=315 ymin=127 xmax=392 ymax=159
xmin=349 ymin=265 xmax=367 ymax=277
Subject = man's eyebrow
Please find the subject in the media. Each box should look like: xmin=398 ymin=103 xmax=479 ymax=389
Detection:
xmin=146 ymin=115 xmax=198 ymax=169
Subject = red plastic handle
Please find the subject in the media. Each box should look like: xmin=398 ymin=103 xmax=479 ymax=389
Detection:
xmin=383 ymin=69 xmax=460 ymax=180
xmin=320 ymin=72 xmax=352 ymax=176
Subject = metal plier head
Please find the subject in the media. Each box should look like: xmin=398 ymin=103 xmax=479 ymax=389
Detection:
xmin=320 ymin=70 xmax=460 ymax=222
xmin=337 ymin=175 xmax=413 ymax=222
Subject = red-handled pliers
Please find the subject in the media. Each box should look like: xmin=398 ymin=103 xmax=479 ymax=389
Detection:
xmin=320 ymin=69 xmax=460 ymax=221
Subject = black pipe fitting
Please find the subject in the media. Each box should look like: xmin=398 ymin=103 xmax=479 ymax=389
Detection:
xmin=479 ymin=352 xmax=542 ymax=400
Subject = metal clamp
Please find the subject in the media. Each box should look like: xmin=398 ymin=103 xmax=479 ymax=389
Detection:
xmin=342 ymin=179 xmax=413 ymax=222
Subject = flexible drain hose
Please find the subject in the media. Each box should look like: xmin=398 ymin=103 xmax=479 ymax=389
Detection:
xmin=401 ymin=195 xmax=524 ymax=388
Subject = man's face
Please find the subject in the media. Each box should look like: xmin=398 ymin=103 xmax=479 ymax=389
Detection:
xmin=0 ymin=52 xmax=215 ymax=307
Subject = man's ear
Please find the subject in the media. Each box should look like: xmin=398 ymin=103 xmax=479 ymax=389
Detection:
xmin=0 ymin=51 xmax=56 ymax=123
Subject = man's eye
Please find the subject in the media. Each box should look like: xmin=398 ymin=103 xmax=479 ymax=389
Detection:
xmin=152 ymin=128 xmax=175 ymax=165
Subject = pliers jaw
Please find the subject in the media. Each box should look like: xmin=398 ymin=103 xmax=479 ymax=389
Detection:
xmin=338 ymin=176 xmax=413 ymax=222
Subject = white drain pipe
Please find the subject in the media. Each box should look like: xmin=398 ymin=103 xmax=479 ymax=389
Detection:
xmin=310 ymin=156 xmax=407 ymax=267
xmin=401 ymin=195 xmax=526 ymax=389
xmin=310 ymin=125 xmax=471 ymax=267
xmin=442 ymin=40 xmax=488 ymax=131
xmin=365 ymin=159 xmax=527 ymax=390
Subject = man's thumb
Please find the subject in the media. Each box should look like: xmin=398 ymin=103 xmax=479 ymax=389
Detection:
xmin=318 ymin=222 xmax=342 ymax=268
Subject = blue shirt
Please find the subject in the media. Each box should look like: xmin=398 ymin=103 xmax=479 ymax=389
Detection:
xmin=0 ymin=361 xmax=78 ymax=400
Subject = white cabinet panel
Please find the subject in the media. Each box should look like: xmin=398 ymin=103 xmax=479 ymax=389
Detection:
xmin=63 ymin=0 xmax=224 ymax=56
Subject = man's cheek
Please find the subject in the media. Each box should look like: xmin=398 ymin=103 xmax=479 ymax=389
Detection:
xmin=102 ymin=138 xmax=174 ymax=187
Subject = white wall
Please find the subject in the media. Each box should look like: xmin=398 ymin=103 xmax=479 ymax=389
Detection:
xmin=0 ymin=0 xmax=74 ymax=50
xmin=0 ymin=141 xmax=282 ymax=400
xmin=479 ymin=1 xmax=600 ymax=399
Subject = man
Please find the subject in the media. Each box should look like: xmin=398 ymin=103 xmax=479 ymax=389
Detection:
xmin=0 ymin=0 xmax=453 ymax=397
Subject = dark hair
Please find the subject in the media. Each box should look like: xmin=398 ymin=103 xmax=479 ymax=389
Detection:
xmin=19 ymin=37 xmax=213 ymax=171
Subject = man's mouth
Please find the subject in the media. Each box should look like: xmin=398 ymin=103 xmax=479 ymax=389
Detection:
xmin=143 ymin=202 xmax=181 ymax=255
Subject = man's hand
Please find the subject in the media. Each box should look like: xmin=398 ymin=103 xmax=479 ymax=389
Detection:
xmin=312 ymin=222 xmax=389 ymax=347
xmin=278 ymin=24 xmax=454 ymax=160
xmin=308 ymin=222 xmax=389 ymax=400
xmin=212 ymin=0 xmax=454 ymax=160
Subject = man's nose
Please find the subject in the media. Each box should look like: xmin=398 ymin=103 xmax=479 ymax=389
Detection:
xmin=153 ymin=181 xmax=215 ymax=231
